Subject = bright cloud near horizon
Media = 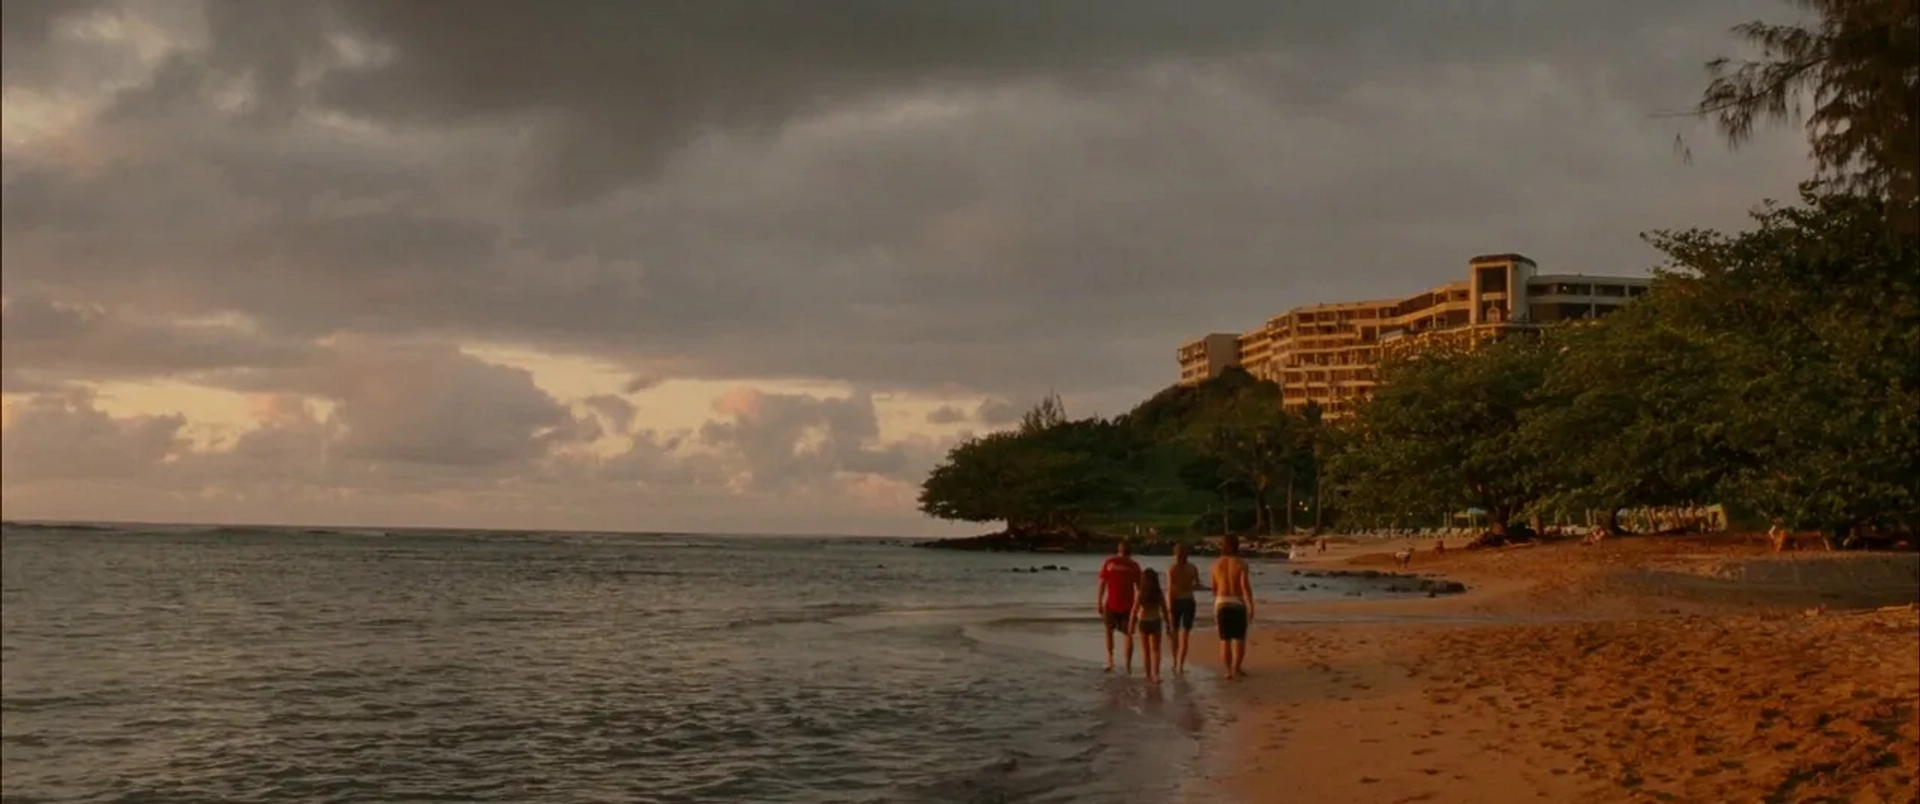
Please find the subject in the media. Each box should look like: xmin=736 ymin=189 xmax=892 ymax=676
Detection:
xmin=2 ymin=0 xmax=1811 ymax=535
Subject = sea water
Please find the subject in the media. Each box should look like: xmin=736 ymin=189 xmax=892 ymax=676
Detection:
xmin=0 ymin=523 xmax=1378 ymax=803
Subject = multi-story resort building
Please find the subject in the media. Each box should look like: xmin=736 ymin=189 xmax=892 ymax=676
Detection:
xmin=1176 ymin=253 xmax=1650 ymax=418
xmin=1175 ymin=333 xmax=1243 ymax=386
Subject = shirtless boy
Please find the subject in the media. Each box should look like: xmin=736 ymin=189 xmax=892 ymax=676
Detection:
xmin=1210 ymin=535 xmax=1254 ymax=680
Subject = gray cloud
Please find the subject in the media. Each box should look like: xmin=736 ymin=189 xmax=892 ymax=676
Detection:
xmin=974 ymin=398 xmax=1022 ymax=427
xmin=590 ymin=429 xmax=723 ymax=489
xmin=0 ymin=389 xmax=188 ymax=481
xmin=1 ymin=0 xmax=1809 ymax=398
xmin=698 ymin=388 xmax=924 ymax=493
xmin=581 ymin=393 xmax=638 ymax=435
xmin=0 ymin=377 xmax=949 ymax=533
xmin=621 ymin=375 xmax=664 ymax=395
xmin=0 ymin=0 xmax=1818 ymax=530
xmin=1 ymin=294 xmax=319 ymax=384
xmin=1 ymin=367 xmax=64 ymax=394
xmin=132 ymin=1 xmax=1798 ymax=197
xmin=1 ymin=0 xmax=113 ymax=89
xmin=301 ymin=342 xmax=593 ymax=467
xmin=925 ymin=405 xmax=968 ymax=425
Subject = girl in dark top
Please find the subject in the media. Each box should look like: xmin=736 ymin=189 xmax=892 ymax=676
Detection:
xmin=1131 ymin=569 xmax=1167 ymax=683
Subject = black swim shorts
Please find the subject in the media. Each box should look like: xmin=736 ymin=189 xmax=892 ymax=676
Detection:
xmin=1171 ymin=598 xmax=1197 ymax=631
xmin=1138 ymin=619 xmax=1163 ymax=637
xmin=1215 ymin=604 xmax=1248 ymax=641
xmin=1103 ymin=609 xmax=1130 ymax=631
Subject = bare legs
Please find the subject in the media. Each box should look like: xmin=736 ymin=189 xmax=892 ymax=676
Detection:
xmin=1171 ymin=627 xmax=1190 ymax=674
xmin=1219 ymin=640 xmax=1247 ymax=680
xmin=1102 ymin=621 xmax=1116 ymax=671
xmin=1102 ymin=620 xmax=1135 ymax=673
xmin=1143 ymin=632 xmax=1162 ymax=682
xmin=1223 ymin=639 xmax=1246 ymax=680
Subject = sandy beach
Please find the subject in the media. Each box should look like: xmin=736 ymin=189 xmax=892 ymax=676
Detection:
xmin=1196 ymin=535 xmax=1920 ymax=804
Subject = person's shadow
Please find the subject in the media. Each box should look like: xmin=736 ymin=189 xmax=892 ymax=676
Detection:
xmin=1096 ymin=676 xmax=1206 ymax=740
xmin=1166 ymin=678 xmax=1206 ymax=738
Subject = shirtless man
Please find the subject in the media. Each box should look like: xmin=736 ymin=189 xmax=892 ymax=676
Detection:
xmin=1210 ymin=535 xmax=1255 ymax=680
xmin=1096 ymin=540 xmax=1143 ymax=673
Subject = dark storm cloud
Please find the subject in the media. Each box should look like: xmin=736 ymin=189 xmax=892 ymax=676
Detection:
xmin=187 ymin=0 xmax=1298 ymax=199
xmin=0 ymin=295 xmax=319 ymax=382
xmin=150 ymin=0 xmax=1792 ymax=197
xmin=1 ymin=0 xmax=111 ymax=88
xmin=2 ymin=0 xmax=1813 ymax=406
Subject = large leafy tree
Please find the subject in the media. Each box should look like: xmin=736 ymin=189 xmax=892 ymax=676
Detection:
xmin=1520 ymin=297 xmax=1748 ymax=531
xmin=1696 ymin=0 xmax=1918 ymax=217
xmin=1331 ymin=336 xmax=1555 ymax=531
xmin=1182 ymin=388 xmax=1300 ymax=535
xmin=918 ymin=431 xmax=1034 ymax=527
xmin=1646 ymin=189 xmax=1920 ymax=540
xmin=918 ymin=399 xmax=1138 ymax=536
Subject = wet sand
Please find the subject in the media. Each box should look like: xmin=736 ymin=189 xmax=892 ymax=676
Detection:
xmin=1191 ymin=536 xmax=1920 ymax=803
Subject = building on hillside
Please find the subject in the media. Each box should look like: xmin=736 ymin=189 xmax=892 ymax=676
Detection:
xmin=1177 ymin=253 xmax=1650 ymax=417
xmin=1176 ymin=333 xmax=1243 ymax=386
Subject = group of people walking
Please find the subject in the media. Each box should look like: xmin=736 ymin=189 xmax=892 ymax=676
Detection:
xmin=1094 ymin=536 xmax=1255 ymax=681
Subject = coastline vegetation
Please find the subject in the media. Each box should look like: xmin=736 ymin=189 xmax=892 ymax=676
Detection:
xmin=918 ymin=0 xmax=1918 ymax=551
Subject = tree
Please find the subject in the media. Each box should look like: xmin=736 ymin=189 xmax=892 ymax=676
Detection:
xmin=1330 ymin=336 xmax=1556 ymax=531
xmin=1645 ymin=188 xmax=1920 ymax=541
xmin=918 ymin=431 xmax=1033 ymax=527
xmin=1181 ymin=382 xmax=1302 ymax=535
xmin=1299 ymin=401 xmax=1336 ymax=533
xmin=1019 ymin=392 xmax=1069 ymax=434
xmin=1177 ymin=451 xmax=1248 ymax=535
xmin=1519 ymin=297 xmax=1748 ymax=532
xmin=1695 ymin=0 xmax=1918 ymax=218
xmin=918 ymin=398 xmax=1139 ymax=536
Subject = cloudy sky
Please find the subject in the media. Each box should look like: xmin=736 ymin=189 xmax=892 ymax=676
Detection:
xmin=2 ymin=0 xmax=1810 ymax=535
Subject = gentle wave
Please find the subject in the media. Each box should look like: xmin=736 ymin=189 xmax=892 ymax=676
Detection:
xmin=0 ymin=525 xmax=1261 ymax=803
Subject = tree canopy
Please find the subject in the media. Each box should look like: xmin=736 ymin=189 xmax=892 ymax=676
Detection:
xmin=1328 ymin=337 xmax=1554 ymax=531
xmin=916 ymin=372 xmax=1328 ymax=539
xmin=1697 ymin=0 xmax=1918 ymax=218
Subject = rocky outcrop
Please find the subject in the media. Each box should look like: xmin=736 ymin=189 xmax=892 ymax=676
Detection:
xmin=1290 ymin=568 xmax=1469 ymax=596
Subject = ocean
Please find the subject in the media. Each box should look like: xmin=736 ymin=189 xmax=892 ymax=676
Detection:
xmin=0 ymin=523 xmax=1385 ymax=803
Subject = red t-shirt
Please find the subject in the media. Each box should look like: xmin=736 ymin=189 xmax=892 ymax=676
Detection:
xmin=1099 ymin=556 xmax=1142 ymax=612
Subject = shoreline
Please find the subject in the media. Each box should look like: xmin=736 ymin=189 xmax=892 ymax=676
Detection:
xmin=915 ymin=529 xmax=1337 ymax=556
xmin=1188 ymin=536 xmax=1920 ymax=803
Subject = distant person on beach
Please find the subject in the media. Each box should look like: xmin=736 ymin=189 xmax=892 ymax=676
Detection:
xmin=1132 ymin=569 xmax=1167 ymax=683
xmin=1210 ymin=535 xmax=1254 ymax=680
xmin=1097 ymin=541 xmax=1143 ymax=673
xmin=1165 ymin=543 xmax=1201 ymax=675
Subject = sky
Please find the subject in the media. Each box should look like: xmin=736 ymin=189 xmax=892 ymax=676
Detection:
xmin=1 ymin=0 xmax=1813 ymax=536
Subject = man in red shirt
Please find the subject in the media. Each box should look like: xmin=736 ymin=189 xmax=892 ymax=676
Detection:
xmin=1096 ymin=540 xmax=1143 ymax=673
